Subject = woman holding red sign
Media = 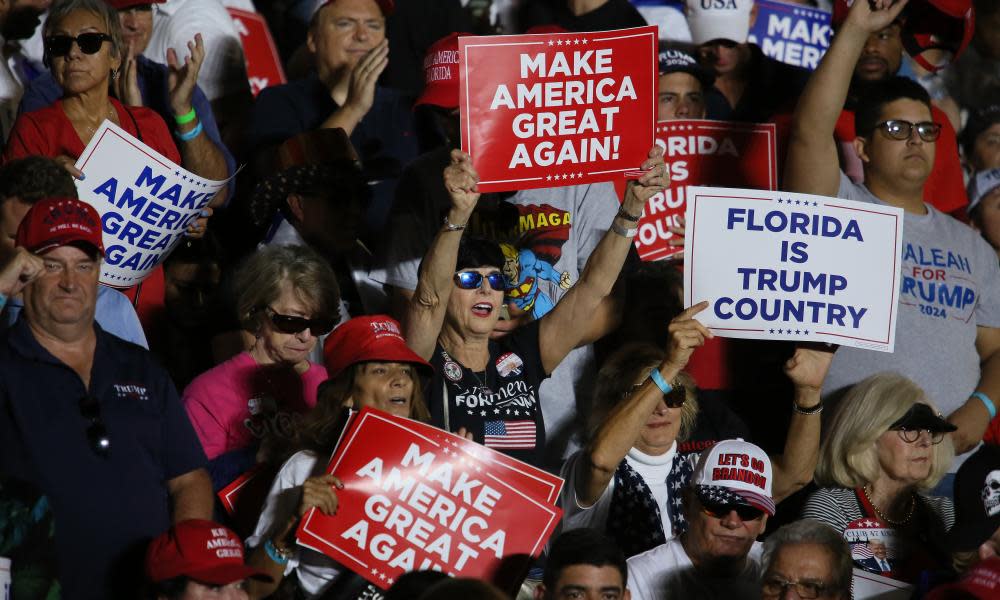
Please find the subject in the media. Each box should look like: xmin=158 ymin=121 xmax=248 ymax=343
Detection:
xmin=245 ymin=314 xmax=434 ymax=599
xmin=402 ymin=146 xmax=666 ymax=467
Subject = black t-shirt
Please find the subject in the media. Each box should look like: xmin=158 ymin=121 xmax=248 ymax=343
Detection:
xmin=426 ymin=320 xmax=549 ymax=465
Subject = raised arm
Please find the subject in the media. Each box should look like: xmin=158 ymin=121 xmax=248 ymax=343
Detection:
xmin=769 ymin=345 xmax=835 ymax=503
xmin=403 ymin=149 xmax=479 ymax=359
xmin=576 ymin=303 xmax=711 ymax=507
xmin=538 ymin=145 xmax=667 ymax=374
xmin=783 ymin=0 xmax=909 ymax=196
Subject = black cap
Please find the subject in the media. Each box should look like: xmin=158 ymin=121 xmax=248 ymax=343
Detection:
xmin=657 ymin=49 xmax=715 ymax=89
xmin=946 ymin=445 xmax=1000 ymax=552
xmin=889 ymin=403 xmax=958 ymax=433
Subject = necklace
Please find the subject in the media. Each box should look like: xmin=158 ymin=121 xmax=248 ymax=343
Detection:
xmin=863 ymin=484 xmax=915 ymax=526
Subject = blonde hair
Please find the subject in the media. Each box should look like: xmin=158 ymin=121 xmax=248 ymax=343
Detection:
xmin=589 ymin=342 xmax=699 ymax=443
xmin=816 ymin=372 xmax=954 ymax=491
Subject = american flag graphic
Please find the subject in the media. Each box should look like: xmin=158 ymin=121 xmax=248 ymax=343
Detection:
xmin=484 ymin=420 xmax=536 ymax=449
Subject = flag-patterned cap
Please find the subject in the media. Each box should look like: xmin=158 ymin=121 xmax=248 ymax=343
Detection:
xmin=692 ymin=438 xmax=775 ymax=515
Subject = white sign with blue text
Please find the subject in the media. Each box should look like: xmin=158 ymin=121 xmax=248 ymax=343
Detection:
xmin=684 ymin=187 xmax=904 ymax=352
xmin=74 ymin=121 xmax=227 ymax=288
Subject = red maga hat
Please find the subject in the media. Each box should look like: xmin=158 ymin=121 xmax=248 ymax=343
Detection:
xmin=315 ymin=0 xmax=394 ymax=17
xmin=15 ymin=197 xmax=105 ymax=257
xmin=415 ymin=32 xmax=471 ymax=110
xmin=323 ymin=315 xmax=431 ymax=379
xmin=104 ymin=0 xmax=166 ymax=10
xmin=146 ymin=520 xmax=273 ymax=586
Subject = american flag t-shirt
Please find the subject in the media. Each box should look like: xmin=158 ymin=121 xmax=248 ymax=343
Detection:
xmin=483 ymin=419 xmax=536 ymax=449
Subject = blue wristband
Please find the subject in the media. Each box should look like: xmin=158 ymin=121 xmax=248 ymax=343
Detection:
xmin=649 ymin=369 xmax=673 ymax=395
xmin=176 ymin=120 xmax=203 ymax=142
xmin=0 ymin=292 xmax=6 ymax=312
xmin=264 ymin=539 xmax=290 ymax=565
xmin=972 ymin=391 xmax=997 ymax=419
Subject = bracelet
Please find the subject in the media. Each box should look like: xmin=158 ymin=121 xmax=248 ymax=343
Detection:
xmin=610 ymin=220 xmax=637 ymax=238
xmin=793 ymin=399 xmax=823 ymax=415
xmin=616 ymin=206 xmax=642 ymax=222
xmin=174 ymin=107 xmax=197 ymax=125
xmin=264 ymin=539 xmax=291 ymax=565
xmin=176 ymin=121 xmax=203 ymax=142
xmin=0 ymin=292 xmax=6 ymax=312
xmin=971 ymin=391 xmax=997 ymax=419
xmin=649 ymin=369 xmax=673 ymax=395
xmin=442 ymin=215 xmax=466 ymax=232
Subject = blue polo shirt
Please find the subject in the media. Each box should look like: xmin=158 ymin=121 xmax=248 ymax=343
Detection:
xmin=19 ymin=55 xmax=237 ymax=201
xmin=0 ymin=318 xmax=206 ymax=600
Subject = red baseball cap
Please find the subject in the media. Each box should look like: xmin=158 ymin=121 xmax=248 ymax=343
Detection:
xmin=415 ymin=32 xmax=470 ymax=110
xmin=146 ymin=520 xmax=273 ymax=586
xmin=104 ymin=0 xmax=166 ymax=10
xmin=323 ymin=315 xmax=432 ymax=379
xmin=15 ymin=197 xmax=105 ymax=257
xmin=925 ymin=557 xmax=1000 ymax=599
xmin=315 ymin=0 xmax=393 ymax=17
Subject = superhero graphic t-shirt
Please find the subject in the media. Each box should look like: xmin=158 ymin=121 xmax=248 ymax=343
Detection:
xmin=426 ymin=320 xmax=549 ymax=466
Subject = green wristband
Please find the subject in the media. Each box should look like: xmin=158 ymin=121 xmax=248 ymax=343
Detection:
xmin=174 ymin=107 xmax=197 ymax=125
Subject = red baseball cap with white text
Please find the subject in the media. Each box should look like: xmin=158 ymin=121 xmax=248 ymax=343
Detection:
xmin=15 ymin=197 xmax=105 ymax=257
xmin=146 ymin=520 xmax=272 ymax=585
xmin=324 ymin=315 xmax=432 ymax=379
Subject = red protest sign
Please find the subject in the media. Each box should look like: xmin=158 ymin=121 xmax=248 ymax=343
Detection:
xmin=296 ymin=409 xmax=563 ymax=589
xmin=228 ymin=8 xmax=287 ymax=97
xmin=459 ymin=27 xmax=657 ymax=192
xmin=613 ymin=119 xmax=778 ymax=261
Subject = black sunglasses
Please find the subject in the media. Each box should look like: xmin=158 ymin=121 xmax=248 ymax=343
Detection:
xmin=453 ymin=271 xmax=505 ymax=292
xmin=44 ymin=32 xmax=113 ymax=57
xmin=700 ymin=499 xmax=765 ymax=521
xmin=265 ymin=306 xmax=336 ymax=336
xmin=874 ymin=119 xmax=942 ymax=142
xmin=79 ymin=395 xmax=110 ymax=458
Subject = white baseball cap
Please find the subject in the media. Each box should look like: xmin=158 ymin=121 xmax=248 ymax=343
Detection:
xmin=692 ymin=438 xmax=775 ymax=515
xmin=967 ymin=168 xmax=1000 ymax=216
xmin=686 ymin=0 xmax=754 ymax=45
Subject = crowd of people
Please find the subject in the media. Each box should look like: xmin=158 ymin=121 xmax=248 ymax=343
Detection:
xmin=2 ymin=0 xmax=1000 ymax=598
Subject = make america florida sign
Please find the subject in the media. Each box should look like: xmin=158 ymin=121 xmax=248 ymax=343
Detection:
xmin=684 ymin=187 xmax=904 ymax=352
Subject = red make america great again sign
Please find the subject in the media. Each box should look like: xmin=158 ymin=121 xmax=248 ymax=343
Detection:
xmin=459 ymin=27 xmax=657 ymax=192
xmin=296 ymin=408 xmax=563 ymax=589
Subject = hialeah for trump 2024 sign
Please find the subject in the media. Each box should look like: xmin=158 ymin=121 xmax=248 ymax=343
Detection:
xmin=684 ymin=187 xmax=904 ymax=352
xmin=459 ymin=26 xmax=657 ymax=192
xmin=296 ymin=408 xmax=563 ymax=590
xmin=74 ymin=121 xmax=229 ymax=288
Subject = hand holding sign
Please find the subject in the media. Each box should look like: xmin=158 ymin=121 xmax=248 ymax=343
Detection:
xmin=623 ymin=144 xmax=669 ymax=217
xmin=784 ymin=344 xmax=836 ymax=395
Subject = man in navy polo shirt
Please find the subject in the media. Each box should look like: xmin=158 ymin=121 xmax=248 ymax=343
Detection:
xmin=0 ymin=197 xmax=212 ymax=600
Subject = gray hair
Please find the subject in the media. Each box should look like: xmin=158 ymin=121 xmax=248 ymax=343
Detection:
xmin=45 ymin=0 xmax=124 ymax=60
xmin=234 ymin=245 xmax=340 ymax=333
xmin=761 ymin=520 xmax=853 ymax=595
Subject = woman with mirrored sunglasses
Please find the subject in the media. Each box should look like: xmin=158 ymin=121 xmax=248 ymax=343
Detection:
xmin=182 ymin=245 xmax=340 ymax=491
xmin=558 ymin=307 xmax=834 ymax=558
xmin=2 ymin=0 xmax=181 ymax=175
xmin=802 ymin=373 xmax=958 ymax=584
xmin=403 ymin=146 xmax=667 ymax=467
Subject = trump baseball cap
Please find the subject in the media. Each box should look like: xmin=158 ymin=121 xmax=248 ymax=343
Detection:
xmin=323 ymin=315 xmax=432 ymax=379
xmin=658 ymin=49 xmax=716 ymax=88
xmin=692 ymin=438 xmax=776 ymax=515
xmin=15 ymin=197 xmax=105 ymax=257
xmin=415 ymin=32 xmax=471 ymax=110
xmin=104 ymin=0 xmax=165 ymax=9
xmin=686 ymin=0 xmax=753 ymax=45
xmin=145 ymin=520 xmax=272 ymax=585
xmin=315 ymin=0 xmax=394 ymax=17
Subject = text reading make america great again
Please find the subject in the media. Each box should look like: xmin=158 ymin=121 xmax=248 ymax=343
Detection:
xmin=459 ymin=27 xmax=656 ymax=192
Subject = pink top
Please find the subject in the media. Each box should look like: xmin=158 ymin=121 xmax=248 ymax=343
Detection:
xmin=182 ymin=352 xmax=328 ymax=460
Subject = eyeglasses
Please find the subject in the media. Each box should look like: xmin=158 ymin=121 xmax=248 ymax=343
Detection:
xmin=44 ymin=32 xmax=113 ymax=57
xmin=453 ymin=271 xmax=505 ymax=292
xmin=892 ymin=427 xmax=945 ymax=445
xmin=79 ymin=395 xmax=110 ymax=458
xmin=761 ymin=576 xmax=836 ymax=599
xmin=265 ymin=307 xmax=336 ymax=336
xmin=700 ymin=499 xmax=765 ymax=522
xmin=873 ymin=120 xmax=942 ymax=142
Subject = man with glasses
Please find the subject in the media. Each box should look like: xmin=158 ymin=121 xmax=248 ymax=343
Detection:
xmin=0 ymin=197 xmax=212 ymax=600
xmin=626 ymin=439 xmax=774 ymax=600
xmin=785 ymin=0 xmax=1000 ymax=476
xmin=759 ymin=520 xmax=852 ymax=600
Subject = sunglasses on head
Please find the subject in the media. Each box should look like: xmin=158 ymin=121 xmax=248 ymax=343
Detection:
xmin=700 ymin=499 xmax=765 ymax=521
xmin=265 ymin=306 xmax=336 ymax=336
xmin=874 ymin=119 xmax=942 ymax=142
xmin=44 ymin=32 xmax=113 ymax=57
xmin=79 ymin=395 xmax=110 ymax=458
xmin=453 ymin=271 xmax=505 ymax=292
